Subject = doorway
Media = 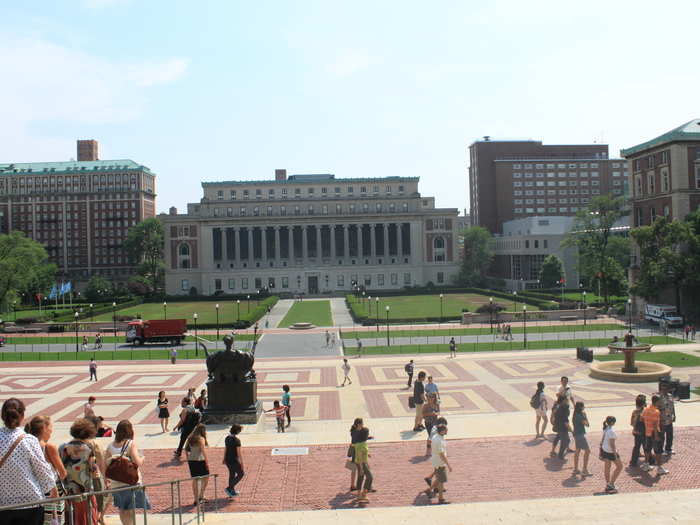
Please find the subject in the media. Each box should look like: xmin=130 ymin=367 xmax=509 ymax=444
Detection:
xmin=308 ymin=275 xmax=319 ymax=294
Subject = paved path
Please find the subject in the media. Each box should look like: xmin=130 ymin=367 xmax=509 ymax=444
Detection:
xmin=330 ymin=297 xmax=354 ymax=327
xmin=253 ymin=332 xmax=343 ymax=358
xmin=268 ymin=298 xmax=295 ymax=328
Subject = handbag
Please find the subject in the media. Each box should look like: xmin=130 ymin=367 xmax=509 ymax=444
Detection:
xmin=106 ymin=440 xmax=139 ymax=485
xmin=344 ymin=459 xmax=356 ymax=471
xmin=0 ymin=435 xmax=25 ymax=470
xmin=408 ymin=396 xmax=416 ymax=409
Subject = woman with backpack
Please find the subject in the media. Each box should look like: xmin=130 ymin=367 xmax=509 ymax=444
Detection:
xmin=532 ymin=381 xmax=548 ymax=438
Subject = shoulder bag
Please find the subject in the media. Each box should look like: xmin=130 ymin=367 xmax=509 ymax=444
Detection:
xmin=0 ymin=434 xmax=26 ymax=470
xmin=106 ymin=440 xmax=139 ymax=485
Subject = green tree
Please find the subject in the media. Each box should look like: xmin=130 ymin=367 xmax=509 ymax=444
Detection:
xmin=564 ymin=195 xmax=629 ymax=305
xmin=123 ymin=218 xmax=165 ymax=294
xmin=84 ymin=275 xmax=114 ymax=303
xmin=631 ymin=216 xmax=698 ymax=312
xmin=0 ymin=231 xmax=56 ymax=313
xmin=458 ymin=226 xmax=494 ymax=287
xmin=538 ymin=254 xmax=564 ymax=287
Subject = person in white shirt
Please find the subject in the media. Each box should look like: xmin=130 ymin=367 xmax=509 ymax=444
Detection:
xmin=425 ymin=424 xmax=451 ymax=504
xmin=0 ymin=398 xmax=56 ymax=525
xmin=600 ymin=415 xmax=623 ymax=493
xmin=558 ymin=376 xmax=573 ymax=402
xmin=341 ymin=359 xmax=352 ymax=386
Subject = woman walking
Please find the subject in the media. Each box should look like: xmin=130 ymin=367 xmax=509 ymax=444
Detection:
xmin=0 ymin=399 xmax=55 ymax=525
xmin=157 ymin=391 xmax=170 ymax=433
xmin=629 ymin=394 xmax=646 ymax=467
xmin=600 ymin=416 xmax=623 ymax=494
xmin=105 ymin=420 xmax=151 ymax=525
xmin=571 ymin=402 xmax=590 ymax=476
xmin=422 ymin=393 xmax=440 ymax=454
xmin=59 ymin=418 xmax=101 ymax=525
xmin=185 ymin=423 xmax=210 ymax=506
xmin=350 ymin=418 xmax=373 ymax=503
xmin=533 ymin=381 xmax=548 ymax=438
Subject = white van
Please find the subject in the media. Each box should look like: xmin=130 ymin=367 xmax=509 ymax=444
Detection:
xmin=644 ymin=304 xmax=683 ymax=326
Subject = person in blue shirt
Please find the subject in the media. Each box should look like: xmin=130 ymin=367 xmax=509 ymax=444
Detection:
xmin=281 ymin=385 xmax=291 ymax=428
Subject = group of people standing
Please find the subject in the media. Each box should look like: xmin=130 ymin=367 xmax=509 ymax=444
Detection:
xmin=532 ymin=377 xmax=677 ymax=494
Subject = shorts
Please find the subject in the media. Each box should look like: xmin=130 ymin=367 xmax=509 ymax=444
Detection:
xmin=600 ymin=450 xmax=619 ymax=462
xmin=574 ymin=434 xmax=589 ymax=450
xmin=112 ymin=488 xmax=151 ymax=510
xmin=535 ymin=408 xmax=546 ymax=418
xmin=434 ymin=466 xmax=447 ymax=483
xmin=415 ymin=402 xmax=424 ymax=418
xmin=644 ymin=435 xmax=662 ymax=455
xmin=188 ymin=460 xmax=209 ymax=478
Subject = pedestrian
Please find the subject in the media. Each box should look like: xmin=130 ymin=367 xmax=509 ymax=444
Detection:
xmin=350 ymin=418 xmax=373 ymax=503
xmin=405 ymin=359 xmax=414 ymax=388
xmin=0 ymin=401 xmax=56 ymax=525
xmin=84 ymin=396 xmax=96 ymax=419
xmin=684 ymin=324 xmax=690 ymax=340
xmin=331 ymin=332 xmax=336 ymax=348
xmin=174 ymin=397 xmax=200 ymax=458
xmin=356 ymin=338 xmax=363 ymax=358
xmin=157 ymin=391 xmax=170 ymax=433
xmin=59 ymin=418 xmax=101 ymax=525
xmin=558 ymin=376 xmax=573 ymax=402
xmin=641 ymin=395 xmax=669 ymax=475
xmin=224 ymin=424 xmax=244 ymax=497
xmin=422 ymin=393 xmax=440 ymax=454
xmin=532 ymin=381 xmax=548 ymax=438
xmin=413 ymin=371 xmax=427 ymax=432
xmin=600 ymin=416 xmax=623 ymax=493
xmin=448 ymin=337 xmax=456 ymax=358
xmin=425 ymin=376 xmax=440 ymax=404
xmin=186 ymin=388 xmax=196 ymax=405
xmin=629 ymin=394 xmax=646 ymax=467
xmin=83 ymin=418 xmax=108 ymax=525
xmin=281 ymin=385 xmax=292 ymax=427
xmin=550 ymin=394 xmax=571 ymax=459
xmin=423 ymin=417 xmax=448 ymax=488
xmin=425 ymin=424 xmax=451 ymax=504
xmin=692 ymin=325 xmax=697 ymax=340
xmin=82 ymin=335 xmax=88 ymax=352
xmin=657 ymin=382 xmax=676 ymax=456
xmin=265 ymin=401 xmax=287 ymax=433
xmin=347 ymin=419 xmax=361 ymax=491
xmin=94 ymin=333 xmax=102 ymax=349
xmin=170 ymin=347 xmax=177 ymax=365
xmin=572 ymin=401 xmax=590 ymax=476
xmin=325 ymin=330 xmax=330 ymax=347
xmin=89 ymin=358 xmax=98 ymax=381
xmin=105 ymin=420 xmax=151 ymax=524
xmin=194 ymin=389 xmax=207 ymax=410
xmin=185 ymin=423 xmax=210 ymax=506
xmin=341 ymin=359 xmax=352 ymax=386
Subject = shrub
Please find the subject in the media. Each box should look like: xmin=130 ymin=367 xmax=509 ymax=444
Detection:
xmin=475 ymin=303 xmax=505 ymax=314
xmin=15 ymin=316 xmax=40 ymax=324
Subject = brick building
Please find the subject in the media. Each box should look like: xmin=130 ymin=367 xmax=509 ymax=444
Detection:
xmin=161 ymin=170 xmax=459 ymax=296
xmin=469 ymin=139 xmax=627 ymax=233
xmin=0 ymin=140 xmax=156 ymax=282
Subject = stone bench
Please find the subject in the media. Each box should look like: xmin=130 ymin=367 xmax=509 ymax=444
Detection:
xmin=559 ymin=316 xmax=578 ymax=321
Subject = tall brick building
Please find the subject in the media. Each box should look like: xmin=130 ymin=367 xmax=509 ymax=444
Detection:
xmin=469 ymin=139 xmax=627 ymax=233
xmin=0 ymin=140 xmax=156 ymax=282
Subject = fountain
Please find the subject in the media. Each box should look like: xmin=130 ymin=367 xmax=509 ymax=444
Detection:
xmin=589 ymin=335 xmax=671 ymax=383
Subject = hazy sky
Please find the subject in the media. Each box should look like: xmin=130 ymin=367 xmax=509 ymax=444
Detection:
xmin=2 ymin=1 xmax=698 ymax=214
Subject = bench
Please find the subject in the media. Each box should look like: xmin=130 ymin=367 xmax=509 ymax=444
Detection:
xmin=559 ymin=316 xmax=578 ymax=321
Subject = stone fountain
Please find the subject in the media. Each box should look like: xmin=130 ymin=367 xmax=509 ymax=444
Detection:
xmin=589 ymin=335 xmax=671 ymax=383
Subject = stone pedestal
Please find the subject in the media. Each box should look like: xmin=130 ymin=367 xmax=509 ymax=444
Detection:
xmin=202 ymin=378 xmax=262 ymax=424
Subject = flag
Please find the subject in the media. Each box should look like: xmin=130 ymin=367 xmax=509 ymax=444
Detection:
xmin=48 ymin=285 xmax=58 ymax=300
xmin=64 ymin=282 xmax=72 ymax=294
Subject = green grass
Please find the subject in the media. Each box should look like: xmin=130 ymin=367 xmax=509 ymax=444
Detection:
xmin=278 ymin=300 xmax=333 ymax=327
xmin=693 ymin=387 xmax=700 ymax=396
xmin=344 ymin=336 xmax=685 ymax=355
xmin=0 ymin=347 xmax=251 ymax=362
xmin=342 ymin=323 xmax=626 ymax=339
xmin=595 ymin=351 xmax=700 ymax=368
xmin=0 ymin=334 xmax=255 ymax=345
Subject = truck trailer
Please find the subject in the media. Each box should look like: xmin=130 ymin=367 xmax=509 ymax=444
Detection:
xmin=126 ymin=319 xmax=187 ymax=346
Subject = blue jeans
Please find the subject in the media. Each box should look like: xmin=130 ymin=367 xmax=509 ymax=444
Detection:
xmin=557 ymin=430 xmax=570 ymax=459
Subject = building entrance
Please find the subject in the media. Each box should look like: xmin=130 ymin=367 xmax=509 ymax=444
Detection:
xmin=308 ymin=275 xmax=319 ymax=294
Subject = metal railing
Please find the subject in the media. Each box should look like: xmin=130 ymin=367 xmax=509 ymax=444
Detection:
xmin=0 ymin=473 xmax=218 ymax=525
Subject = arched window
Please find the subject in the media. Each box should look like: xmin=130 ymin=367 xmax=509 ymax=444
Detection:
xmin=178 ymin=242 xmax=191 ymax=269
xmin=434 ymin=237 xmax=445 ymax=249
xmin=179 ymin=244 xmax=190 ymax=256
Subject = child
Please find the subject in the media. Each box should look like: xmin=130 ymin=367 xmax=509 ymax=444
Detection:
xmin=266 ymin=401 xmax=287 ymax=433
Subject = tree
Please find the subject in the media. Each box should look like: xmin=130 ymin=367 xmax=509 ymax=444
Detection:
xmin=538 ymin=254 xmax=564 ymax=287
xmin=458 ymin=227 xmax=494 ymax=287
xmin=84 ymin=275 xmax=114 ymax=303
xmin=631 ymin=216 xmax=698 ymax=312
xmin=0 ymin=232 xmax=56 ymax=313
xmin=564 ymin=195 xmax=629 ymax=305
xmin=123 ymin=218 xmax=165 ymax=294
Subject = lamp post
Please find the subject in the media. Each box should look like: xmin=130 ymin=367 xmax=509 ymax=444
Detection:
xmin=375 ymin=297 xmax=379 ymax=333
xmin=368 ymin=296 xmax=372 ymax=318
xmin=89 ymin=303 xmax=93 ymax=321
xmin=247 ymin=295 xmax=250 ymax=313
xmin=385 ymin=305 xmax=390 ymax=347
xmin=163 ymin=301 xmax=167 ymax=320
xmin=74 ymin=311 xmax=79 ymax=352
xmin=256 ymin=290 xmax=260 ymax=306
xmin=489 ymin=297 xmax=494 ymax=333
xmin=439 ymin=293 xmax=444 ymax=324
xmin=627 ymin=298 xmax=632 ymax=334
xmin=112 ymin=302 xmax=117 ymax=350
xmin=215 ymin=303 xmax=220 ymax=341
xmin=237 ymin=299 xmax=241 ymax=322
xmin=522 ymin=305 xmax=527 ymax=348
xmin=13 ymin=301 xmax=16 ymax=322
xmin=582 ymin=291 xmax=587 ymax=327
xmin=512 ymin=291 xmax=517 ymax=313
xmin=193 ymin=313 xmax=199 ymax=356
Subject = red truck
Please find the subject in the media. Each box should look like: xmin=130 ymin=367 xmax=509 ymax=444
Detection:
xmin=126 ymin=319 xmax=187 ymax=346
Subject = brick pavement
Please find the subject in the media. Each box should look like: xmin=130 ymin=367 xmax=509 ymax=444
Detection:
xmin=131 ymin=427 xmax=700 ymax=514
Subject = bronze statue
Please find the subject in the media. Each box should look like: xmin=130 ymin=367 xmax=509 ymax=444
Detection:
xmin=205 ymin=335 xmax=255 ymax=382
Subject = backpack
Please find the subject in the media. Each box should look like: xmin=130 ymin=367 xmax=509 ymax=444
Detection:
xmin=186 ymin=409 xmax=202 ymax=428
xmin=404 ymin=364 xmax=411 ymax=373
xmin=529 ymin=392 xmax=541 ymax=409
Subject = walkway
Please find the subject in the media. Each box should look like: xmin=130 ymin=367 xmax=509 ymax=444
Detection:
xmin=268 ymin=298 xmax=295 ymax=328
xmin=330 ymin=297 xmax=354 ymax=327
xmin=254 ymin=332 xmax=342 ymax=358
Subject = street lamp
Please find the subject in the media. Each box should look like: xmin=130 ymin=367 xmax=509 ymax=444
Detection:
xmin=74 ymin=311 xmax=79 ymax=352
xmin=582 ymin=291 xmax=587 ymax=327
xmin=522 ymin=305 xmax=527 ymax=348
xmin=385 ymin=305 xmax=390 ymax=347
xmin=627 ymin=298 xmax=632 ymax=334
xmin=375 ymin=297 xmax=379 ymax=333
xmin=368 ymin=296 xmax=372 ymax=318
xmin=489 ymin=297 xmax=494 ymax=333
xmin=512 ymin=291 xmax=517 ymax=313
xmin=237 ymin=299 xmax=241 ymax=322
xmin=247 ymin=295 xmax=250 ymax=313
xmin=89 ymin=303 xmax=93 ymax=321
xmin=439 ymin=293 xmax=444 ymax=324
xmin=112 ymin=302 xmax=117 ymax=349
xmin=256 ymin=290 xmax=260 ymax=306
xmin=193 ymin=313 xmax=199 ymax=356
xmin=215 ymin=303 xmax=220 ymax=341
xmin=163 ymin=301 xmax=167 ymax=320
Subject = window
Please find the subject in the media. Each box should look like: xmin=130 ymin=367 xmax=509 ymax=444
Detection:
xmin=373 ymin=185 xmax=379 ymax=193
xmin=398 ymin=185 xmax=404 ymax=193
xmin=525 ymin=240 xmax=530 ymax=249
xmin=255 ymin=189 xmax=262 ymax=198
xmin=391 ymin=273 xmax=398 ymax=285
xmin=347 ymin=186 xmax=354 ymax=193
xmin=661 ymin=169 xmax=670 ymax=192
xmin=648 ymin=155 xmax=655 ymax=169
xmin=661 ymin=151 xmax=669 ymax=164
xmin=647 ymin=173 xmax=655 ymax=194
xmin=282 ymin=277 xmax=289 ymax=288
xmin=253 ymin=206 xmax=259 ymax=216
xmin=403 ymin=272 xmax=411 ymax=285
xmin=230 ymin=190 xmax=236 ymax=199
xmin=295 ymin=188 xmax=301 ymax=196
xmin=322 ymin=205 xmax=328 ymax=215
xmin=280 ymin=206 xmax=286 ymax=216
xmin=267 ymin=206 xmax=273 ymax=216
xmin=228 ymin=279 xmax=235 ymax=289
xmin=360 ymin=186 xmax=367 ymax=193
xmin=364 ymin=274 xmax=371 ymax=286
xmin=436 ymin=272 xmax=444 ymax=284
xmin=534 ymin=240 xmax=539 ymax=248
xmin=591 ymin=171 xmax=599 ymax=177
xmin=559 ymin=207 xmax=568 ymax=212
xmin=695 ymin=166 xmax=700 ymax=189
xmin=308 ymin=187 xmax=314 ymax=194
xmin=214 ymin=279 xmax=222 ymax=291
xmin=243 ymin=190 xmax=249 ymax=199
xmin=217 ymin=190 xmax=223 ymax=200
xmin=321 ymin=187 xmax=327 ymax=194
xmin=181 ymin=279 xmax=189 ymax=291
xmin=513 ymin=172 xmax=522 ymax=178
xmin=335 ymin=187 xmax=341 ymax=193
xmin=543 ymin=240 xmax=548 ymax=248
xmin=635 ymin=174 xmax=643 ymax=195
xmin=377 ymin=274 xmax=384 ymax=286
xmin=376 ymin=203 xmax=382 ymax=212
xmin=663 ymin=205 xmax=670 ymax=217
xmin=337 ymin=275 xmax=344 ymax=287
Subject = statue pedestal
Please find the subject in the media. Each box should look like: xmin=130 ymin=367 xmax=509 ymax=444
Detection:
xmin=202 ymin=379 xmax=262 ymax=424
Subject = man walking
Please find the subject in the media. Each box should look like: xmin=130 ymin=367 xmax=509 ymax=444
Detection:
xmin=641 ymin=395 xmax=669 ymax=475
xmin=341 ymin=358 xmax=352 ymax=386
xmin=657 ymin=382 xmax=676 ymax=456
xmin=356 ymin=338 xmax=363 ymax=358
xmin=325 ymin=330 xmax=330 ymax=347
xmin=170 ymin=347 xmax=177 ymax=365
xmin=449 ymin=337 xmax=456 ymax=358
xmin=89 ymin=358 xmax=98 ymax=381
xmin=405 ymin=359 xmax=414 ymax=388
xmin=413 ymin=371 xmax=426 ymax=432
xmin=425 ymin=424 xmax=451 ymax=504
xmin=552 ymin=395 xmax=571 ymax=460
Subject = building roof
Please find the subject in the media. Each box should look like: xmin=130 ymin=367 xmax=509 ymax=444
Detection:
xmin=202 ymin=175 xmax=419 ymax=187
xmin=0 ymin=159 xmax=152 ymax=175
xmin=620 ymin=119 xmax=700 ymax=157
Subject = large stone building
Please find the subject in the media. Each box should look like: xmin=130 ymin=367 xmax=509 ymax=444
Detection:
xmin=469 ymin=139 xmax=628 ymax=233
xmin=162 ymin=170 xmax=459 ymax=296
xmin=0 ymin=140 xmax=156 ymax=281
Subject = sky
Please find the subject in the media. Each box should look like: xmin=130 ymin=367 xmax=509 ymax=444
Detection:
xmin=1 ymin=0 xmax=699 ymax=215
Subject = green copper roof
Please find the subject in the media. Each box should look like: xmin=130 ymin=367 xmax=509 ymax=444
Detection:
xmin=621 ymin=119 xmax=700 ymax=157
xmin=0 ymin=159 xmax=151 ymax=175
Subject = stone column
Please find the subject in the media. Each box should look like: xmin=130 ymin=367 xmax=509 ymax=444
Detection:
xmin=247 ymin=227 xmax=253 ymax=261
xmin=383 ymin=223 xmax=389 ymax=257
xmin=261 ymin=227 xmax=267 ymax=260
xmin=234 ymin=227 xmax=240 ymax=262
xmin=370 ymin=224 xmax=377 ymax=258
xmin=274 ymin=226 xmax=281 ymax=261
xmin=302 ymin=225 xmax=308 ymax=263
xmin=330 ymin=224 xmax=337 ymax=259
xmin=316 ymin=225 xmax=322 ymax=259
xmin=397 ymin=223 xmax=403 ymax=259
xmin=343 ymin=224 xmax=350 ymax=259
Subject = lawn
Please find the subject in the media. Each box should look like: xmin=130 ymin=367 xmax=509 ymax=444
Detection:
xmin=342 ymin=323 xmax=626 ymax=339
xmin=343 ymin=336 xmax=685 ymax=355
xmin=87 ymin=298 xmax=277 ymax=326
xmin=0 ymin=334 xmax=255 ymax=345
xmin=0 ymin=347 xmax=251 ymax=362
xmin=595 ymin=351 xmax=700 ymax=368
xmin=278 ymin=300 xmax=333 ymax=327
